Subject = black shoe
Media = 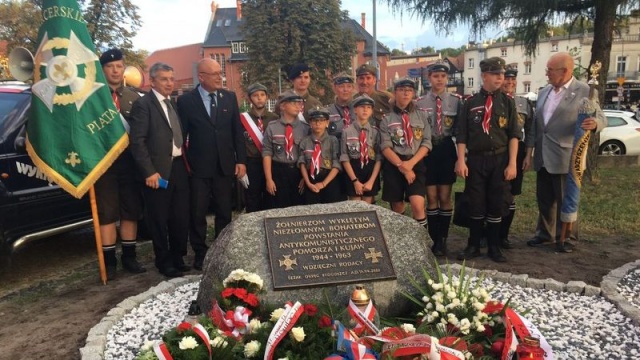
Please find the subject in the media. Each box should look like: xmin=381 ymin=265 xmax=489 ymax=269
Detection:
xmin=457 ymin=246 xmax=481 ymax=260
xmin=527 ymin=237 xmax=551 ymax=247
xmin=174 ymin=263 xmax=191 ymax=272
xmin=555 ymin=241 xmax=574 ymax=253
xmin=121 ymin=256 xmax=147 ymax=274
xmin=193 ymin=254 xmax=205 ymax=271
xmin=106 ymin=264 xmax=117 ymax=280
xmin=488 ymin=248 xmax=508 ymax=262
xmin=499 ymin=238 xmax=513 ymax=249
xmin=160 ymin=267 xmax=184 ymax=278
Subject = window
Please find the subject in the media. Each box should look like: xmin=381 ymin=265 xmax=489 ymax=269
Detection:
xmin=267 ymin=99 xmax=277 ymax=112
xmin=551 ymin=42 xmax=558 ymax=52
xmin=239 ymin=42 xmax=247 ymax=53
xmin=617 ymin=56 xmax=627 ymax=77
xmin=524 ymin=62 xmax=532 ymax=74
xmin=605 ymin=116 xmax=626 ymax=127
xmin=224 ymin=19 xmax=231 ymax=26
xmin=232 ymin=43 xmax=239 ymax=54
xmin=468 ymin=58 xmax=474 ymax=69
xmin=501 ymin=48 xmax=507 ymax=57
xmin=210 ymin=54 xmax=227 ymax=77
xmin=467 ymin=77 xmax=474 ymax=88
xmin=523 ymin=82 xmax=531 ymax=93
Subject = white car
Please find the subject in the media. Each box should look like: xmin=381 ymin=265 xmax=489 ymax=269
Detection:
xmin=600 ymin=111 xmax=640 ymax=155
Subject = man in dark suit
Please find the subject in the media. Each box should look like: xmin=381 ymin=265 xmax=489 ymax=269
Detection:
xmin=130 ymin=62 xmax=190 ymax=278
xmin=524 ymin=52 xmax=606 ymax=252
xmin=177 ymin=58 xmax=246 ymax=271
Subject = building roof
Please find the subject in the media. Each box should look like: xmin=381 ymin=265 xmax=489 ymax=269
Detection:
xmin=203 ymin=7 xmax=244 ymax=47
xmin=144 ymin=43 xmax=203 ymax=88
xmin=341 ymin=18 xmax=390 ymax=56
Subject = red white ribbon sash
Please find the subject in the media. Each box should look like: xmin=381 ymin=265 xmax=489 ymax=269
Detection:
xmin=240 ymin=112 xmax=264 ymax=152
xmin=347 ymin=299 xmax=379 ymax=336
xmin=264 ymin=301 xmax=305 ymax=360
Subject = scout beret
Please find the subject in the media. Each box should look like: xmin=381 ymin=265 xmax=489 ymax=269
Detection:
xmin=247 ymin=82 xmax=268 ymax=96
xmin=288 ymin=63 xmax=310 ymax=80
xmin=394 ymin=77 xmax=416 ymax=90
xmin=427 ymin=60 xmax=449 ymax=74
xmin=351 ymin=94 xmax=375 ymax=108
xmin=480 ymin=57 xmax=506 ymax=74
xmin=308 ymin=107 xmax=331 ymax=120
xmin=356 ymin=64 xmax=377 ymax=77
xmin=333 ymin=72 xmax=354 ymax=85
xmin=276 ymin=90 xmax=304 ymax=107
xmin=504 ymin=67 xmax=518 ymax=78
xmin=100 ymin=48 xmax=123 ymax=66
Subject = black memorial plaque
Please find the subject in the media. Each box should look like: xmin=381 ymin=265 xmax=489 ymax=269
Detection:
xmin=264 ymin=210 xmax=396 ymax=289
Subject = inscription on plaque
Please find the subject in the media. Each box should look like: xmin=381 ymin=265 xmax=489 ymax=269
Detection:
xmin=264 ymin=211 xmax=396 ymax=289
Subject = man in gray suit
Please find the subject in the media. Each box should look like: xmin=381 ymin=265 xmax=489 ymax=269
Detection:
xmin=524 ymin=52 xmax=606 ymax=251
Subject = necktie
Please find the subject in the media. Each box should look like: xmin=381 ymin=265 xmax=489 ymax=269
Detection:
xmin=310 ymin=139 xmax=321 ymax=179
xmin=401 ymin=111 xmax=413 ymax=147
xmin=208 ymin=92 xmax=217 ymax=123
xmin=163 ymin=99 xmax=183 ymax=148
xmin=257 ymin=116 xmax=264 ymax=133
xmin=285 ymin=124 xmax=294 ymax=160
xmin=343 ymin=106 xmax=351 ymax=126
xmin=359 ymin=129 xmax=369 ymax=169
xmin=435 ymin=96 xmax=442 ymax=135
xmin=482 ymin=93 xmax=493 ymax=135
xmin=111 ymin=91 xmax=120 ymax=111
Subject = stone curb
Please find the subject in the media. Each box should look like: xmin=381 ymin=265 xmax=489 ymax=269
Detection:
xmin=600 ymin=259 xmax=640 ymax=326
xmin=83 ymin=262 xmax=640 ymax=359
xmin=80 ymin=275 xmax=201 ymax=360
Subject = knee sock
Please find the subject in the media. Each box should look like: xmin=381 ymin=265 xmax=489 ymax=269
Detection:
xmin=121 ymin=240 xmax=137 ymax=259
xmin=426 ymin=208 xmax=439 ymax=243
xmin=469 ymin=218 xmax=485 ymax=247
xmin=103 ymin=245 xmax=117 ymax=266
xmin=438 ymin=208 xmax=453 ymax=240
xmin=500 ymin=202 xmax=516 ymax=240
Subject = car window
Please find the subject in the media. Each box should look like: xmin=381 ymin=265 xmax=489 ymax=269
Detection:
xmin=605 ymin=116 xmax=627 ymax=127
xmin=0 ymin=92 xmax=30 ymax=148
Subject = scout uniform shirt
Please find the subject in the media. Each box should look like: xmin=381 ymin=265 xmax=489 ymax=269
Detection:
xmin=262 ymin=117 xmax=310 ymax=164
xmin=416 ymin=91 xmax=463 ymax=140
xmin=297 ymin=132 xmax=341 ymax=172
xmin=244 ymin=108 xmax=278 ymax=158
xmin=380 ymin=102 xmax=432 ymax=156
xmin=457 ymin=88 xmax=520 ymax=154
xmin=340 ymin=121 xmax=382 ymax=163
xmin=512 ymin=95 xmax=535 ymax=147
xmin=328 ymin=101 xmax=353 ymax=143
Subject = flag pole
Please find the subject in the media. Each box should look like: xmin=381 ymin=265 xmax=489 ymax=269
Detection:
xmin=89 ymin=185 xmax=107 ymax=284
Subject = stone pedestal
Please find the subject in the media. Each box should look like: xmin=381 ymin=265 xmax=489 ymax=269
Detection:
xmin=197 ymin=201 xmax=436 ymax=317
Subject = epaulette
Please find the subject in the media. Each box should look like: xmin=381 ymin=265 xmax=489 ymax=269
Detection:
xmin=416 ymin=95 xmax=426 ymax=101
xmin=417 ymin=107 xmax=430 ymax=112
xmin=449 ymin=93 xmax=463 ymax=99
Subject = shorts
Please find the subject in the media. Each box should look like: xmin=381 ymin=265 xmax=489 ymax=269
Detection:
xmin=304 ymin=169 xmax=345 ymax=204
xmin=94 ymin=150 xmax=143 ymax=225
xmin=381 ymin=155 xmax=426 ymax=202
xmin=345 ymin=159 xmax=381 ymax=197
xmin=424 ymin=137 xmax=457 ymax=186
xmin=510 ymin=141 xmax=526 ymax=195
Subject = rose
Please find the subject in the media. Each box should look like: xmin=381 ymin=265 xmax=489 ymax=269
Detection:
xmin=234 ymin=287 xmax=248 ymax=299
xmin=491 ymin=338 xmax=505 ymax=357
xmin=244 ymin=340 xmax=261 ymax=358
xmin=221 ymin=288 xmax=235 ymax=298
xmin=249 ymin=318 xmax=263 ymax=333
xmin=270 ymin=308 xmax=285 ymax=321
xmin=245 ymin=293 xmax=259 ymax=307
xmin=318 ymin=315 xmax=332 ymax=328
xmin=468 ymin=343 xmax=484 ymax=358
xmin=303 ymin=303 xmax=318 ymax=316
xmin=400 ymin=323 xmax=416 ymax=335
xmin=290 ymin=326 xmax=306 ymax=342
xmin=178 ymin=336 xmax=199 ymax=350
xmin=210 ymin=336 xmax=228 ymax=348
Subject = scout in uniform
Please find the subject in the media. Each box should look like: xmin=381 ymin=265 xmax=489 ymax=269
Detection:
xmin=455 ymin=57 xmax=520 ymax=263
xmin=416 ymin=60 xmax=464 ymax=257
xmin=328 ymin=72 xmax=356 ymax=144
xmin=240 ymin=83 xmax=279 ymax=212
xmin=355 ymin=64 xmax=392 ymax=127
xmin=340 ymin=95 xmax=382 ymax=204
xmin=284 ymin=63 xmax=323 ymax=122
xmin=380 ymin=78 xmax=432 ymax=231
xmin=500 ymin=67 xmax=534 ymax=249
xmin=298 ymin=107 xmax=343 ymax=204
xmin=263 ymin=90 xmax=311 ymax=208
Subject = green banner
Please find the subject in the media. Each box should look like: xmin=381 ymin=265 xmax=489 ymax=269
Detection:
xmin=26 ymin=0 xmax=128 ymax=199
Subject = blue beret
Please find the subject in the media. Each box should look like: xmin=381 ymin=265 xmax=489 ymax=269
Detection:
xmin=100 ymin=48 xmax=123 ymax=66
xmin=288 ymin=63 xmax=310 ymax=80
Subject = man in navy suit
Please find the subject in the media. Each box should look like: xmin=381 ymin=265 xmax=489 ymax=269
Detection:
xmin=130 ymin=62 xmax=190 ymax=278
xmin=177 ymin=58 xmax=246 ymax=270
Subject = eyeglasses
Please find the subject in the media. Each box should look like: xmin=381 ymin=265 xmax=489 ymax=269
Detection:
xmin=200 ymin=71 xmax=223 ymax=77
xmin=545 ymin=67 xmax=566 ymax=73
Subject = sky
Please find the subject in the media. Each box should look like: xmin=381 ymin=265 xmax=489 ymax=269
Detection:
xmin=131 ymin=0 xmax=483 ymax=54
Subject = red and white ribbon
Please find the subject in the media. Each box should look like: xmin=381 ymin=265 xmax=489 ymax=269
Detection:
xmin=153 ymin=340 xmax=173 ymax=360
xmin=347 ymin=299 xmax=379 ymax=336
xmin=240 ymin=112 xmax=264 ymax=152
xmin=264 ymin=301 xmax=305 ymax=360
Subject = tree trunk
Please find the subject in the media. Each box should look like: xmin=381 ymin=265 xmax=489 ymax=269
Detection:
xmin=585 ymin=0 xmax=618 ymax=183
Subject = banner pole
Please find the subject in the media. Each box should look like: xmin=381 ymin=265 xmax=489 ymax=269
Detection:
xmin=89 ymin=185 xmax=107 ymax=284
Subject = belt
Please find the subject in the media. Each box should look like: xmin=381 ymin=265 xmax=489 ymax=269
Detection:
xmin=432 ymin=136 xmax=451 ymax=146
xmin=272 ymin=161 xmax=297 ymax=169
xmin=397 ymin=154 xmax=414 ymax=161
xmin=470 ymin=147 xmax=507 ymax=156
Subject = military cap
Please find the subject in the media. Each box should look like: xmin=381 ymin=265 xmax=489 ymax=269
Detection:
xmin=308 ymin=106 xmax=331 ymax=121
xmin=427 ymin=60 xmax=449 ymax=74
xmin=288 ymin=63 xmax=310 ymax=80
xmin=333 ymin=72 xmax=354 ymax=85
xmin=100 ymin=48 xmax=123 ymax=66
xmin=480 ymin=57 xmax=506 ymax=74
xmin=247 ymin=82 xmax=268 ymax=96
xmin=504 ymin=67 xmax=518 ymax=78
xmin=356 ymin=64 xmax=377 ymax=77
xmin=276 ymin=90 xmax=304 ymax=107
xmin=394 ymin=77 xmax=416 ymax=90
xmin=351 ymin=94 xmax=375 ymax=108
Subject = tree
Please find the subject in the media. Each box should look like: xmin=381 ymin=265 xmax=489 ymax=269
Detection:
xmin=439 ymin=46 xmax=465 ymax=57
xmin=0 ymin=0 xmax=147 ymax=69
xmin=384 ymin=0 xmax=638 ymax=181
xmin=391 ymin=48 xmax=408 ymax=56
xmin=241 ymin=0 xmax=355 ymax=103
xmin=414 ymin=45 xmax=435 ymax=54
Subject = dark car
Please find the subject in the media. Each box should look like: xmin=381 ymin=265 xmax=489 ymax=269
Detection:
xmin=0 ymin=82 xmax=92 ymax=267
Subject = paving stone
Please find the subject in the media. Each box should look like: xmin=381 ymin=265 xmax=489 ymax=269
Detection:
xmin=526 ymin=278 xmax=545 ymax=289
xmin=87 ymin=321 xmax=113 ymax=338
xmin=544 ymin=278 xmax=565 ymax=292
xmin=510 ymin=274 xmax=528 ymax=288
xmin=584 ymin=285 xmax=601 ymax=297
xmin=566 ymin=281 xmax=587 ymax=294
xmin=493 ymin=272 xmax=512 ymax=283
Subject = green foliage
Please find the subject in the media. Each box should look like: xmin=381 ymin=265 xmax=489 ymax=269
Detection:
xmin=240 ymin=0 xmax=355 ymax=101
xmin=391 ymin=48 xmax=408 ymax=56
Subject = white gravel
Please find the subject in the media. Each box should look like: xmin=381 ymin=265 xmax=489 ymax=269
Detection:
xmin=617 ymin=267 xmax=640 ymax=311
xmin=104 ymin=278 xmax=640 ymax=360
